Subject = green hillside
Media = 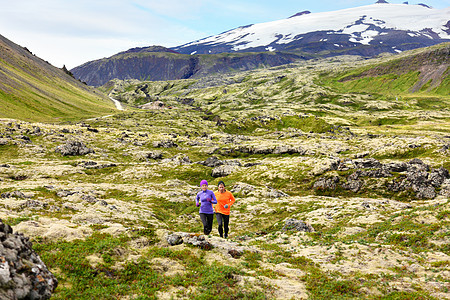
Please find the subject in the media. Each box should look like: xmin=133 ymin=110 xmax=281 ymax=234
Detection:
xmin=321 ymin=43 xmax=450 ymax=97
xmin=0 ymin=34 xmax=116 ymax=122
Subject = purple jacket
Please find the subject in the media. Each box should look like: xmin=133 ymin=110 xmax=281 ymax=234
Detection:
xmin=196 ymin=190 xmax=217 ymax=214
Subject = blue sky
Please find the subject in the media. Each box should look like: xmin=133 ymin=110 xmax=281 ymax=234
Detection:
xmin=0 ymin=0 xmax=448 ymax=68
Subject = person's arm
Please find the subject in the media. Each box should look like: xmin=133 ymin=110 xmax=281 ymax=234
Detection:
xmin=229 ymin=192 xmax=236 ymax=207
xmin=196 ymin=194 xmax=200 ymax=207
xmin=211 ymin=191 xmax=217 ymax=204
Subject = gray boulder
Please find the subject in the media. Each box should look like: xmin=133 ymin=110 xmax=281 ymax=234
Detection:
xmin=282 ymin=219 xmax=315 ymax=232
xmin=153 ymin=140 xmax=178 ymax=148
xmin=55 ymin=141 xmax=94 ymax=156
xmin=353 ymin=158 xmax=382 ymax=169
xmin=212 ymin=165 xmax=237 ymax=178
xmin=342 ymin=179 xmax=364 ymax=192
xmin=0 ymin=219 xmax=57 ymax=299
xmin=166 ymin=233 xmax=183 ymax=246
xmin=313 ymin=176 xmax=340 ymax=190
xmin=200 ymin=156 xmax=223 ymax=167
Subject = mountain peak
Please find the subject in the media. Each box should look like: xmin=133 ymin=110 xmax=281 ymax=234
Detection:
xmin=375 ymin=0 xmax=389 ymax=3
xmin=288 ymin=11 xmax=311 ymax=19
xmin=119 ymin=46 xmax=179 ymax=55
xmin=417 ymin=3 xmax=431 ymax=8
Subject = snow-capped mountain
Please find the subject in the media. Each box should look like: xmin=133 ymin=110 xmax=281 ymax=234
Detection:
xmin=173 ymin=3 xmax=450 ymax=56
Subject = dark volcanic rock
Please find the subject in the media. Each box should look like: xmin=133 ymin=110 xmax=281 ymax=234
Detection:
xmin=0 ymin=219 xmax=57 ymax=299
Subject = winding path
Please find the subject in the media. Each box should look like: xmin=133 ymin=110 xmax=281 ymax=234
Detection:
xmin=109 ymin=96 xmax=124 ymax=110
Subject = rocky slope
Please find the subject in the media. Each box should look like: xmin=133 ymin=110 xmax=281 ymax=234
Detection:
xmin=71 ymin=46 xmax=306 ymax=86
xmin=0 ymin=46 xmax=449 ymax=299
xmin=323 ymin=42 xmax=450 ymax=95
xmin=0 ymin=34 xmax=115 ymax=122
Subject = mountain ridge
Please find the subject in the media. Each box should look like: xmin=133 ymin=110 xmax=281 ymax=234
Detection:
xmin=72 ymin=3 xmax=450 ymax=86
xmin=173 ymin=4 xmax=450 ymax=56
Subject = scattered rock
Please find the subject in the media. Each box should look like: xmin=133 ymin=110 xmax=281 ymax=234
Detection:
xmin=212 ymin=165 xmax=238 ymax=178
xmin=153 ymin=140 xmax=178 ymax=148
xmin=342 ymin=179 xmax=364 ymax=192
xmin=199 ymin=156 xmax=223 ymax=167
xmin=1 ymin=191 xmax=27 ymax=199
xmin=55 ymin=141 xmax=94 ymax=156
xmin=230 ymin=182 xmax=255 ymax=195
xmin=56 ymin=190 xmax=77 ymax=198
xmin=228 ymin=249 xmax=243 ymax=259
xmin=166 ymin=233 xmax=183 ymax=246
xmin=167 ymin=233 xmax=213 ymax=250
xmin=0 ymin=219 xmax=57 ymax=299
xmin=313 ymin=176 xmax=340 ymax=190
xmin=282 ymin=219 xmax=315 ymax=232
xmin=264 ymin=187 xmax=289 ymax=198
xmin=135 ymin=151 xmax=163 ymax=161
xmin=81 ymin=195 xmax=97 ymax=203
xmin=78 ymin=161 xmax=117 ymax=169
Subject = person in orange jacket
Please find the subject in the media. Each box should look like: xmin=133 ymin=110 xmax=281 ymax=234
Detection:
xmin=214 ymin=181 xmax=236 ymax=238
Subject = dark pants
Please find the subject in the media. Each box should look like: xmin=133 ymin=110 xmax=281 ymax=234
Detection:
xmin=199 ymin=213 xmax=214 ymax=235
xmin=215 ymin=213 xmax=230 ymax=238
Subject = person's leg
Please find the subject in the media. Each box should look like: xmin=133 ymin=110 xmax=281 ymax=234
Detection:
xmin=199 ymin=213 xmax=208 ymax=234
xmin=205 ymin=214 xmax=214 ymax=235
xmin=216 ymin=213 xmax=224 ymax=237
xmin=223 ymin=214 xmax=230 ymax=238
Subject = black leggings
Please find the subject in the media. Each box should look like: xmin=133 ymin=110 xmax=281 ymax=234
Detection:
xmin=199 ymin=213 xmax=214 ymax=235
xmin=215 ymin=213 xmax=230 ymax=237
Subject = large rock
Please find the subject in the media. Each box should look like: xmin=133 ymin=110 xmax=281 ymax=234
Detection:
xmin=0 ymin=219 xmax=57 ymax=299
xmin=55 ymin=140 xmax=94 ymax=156
xmin=212 ymin=165 xmax=238 ymax=178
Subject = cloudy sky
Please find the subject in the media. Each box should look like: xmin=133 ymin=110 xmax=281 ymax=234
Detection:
xmin=1 ymin=0 xmax=448 ymax=69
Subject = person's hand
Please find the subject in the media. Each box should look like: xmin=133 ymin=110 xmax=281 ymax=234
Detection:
xmin=224 ymin=204 xmax=229 ymax=209
xmin=196 ymin=202 xmax=200 ymax=207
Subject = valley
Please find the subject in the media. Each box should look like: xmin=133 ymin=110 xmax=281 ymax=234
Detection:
xmin=1 ymin=44 xmax=449 ymax=299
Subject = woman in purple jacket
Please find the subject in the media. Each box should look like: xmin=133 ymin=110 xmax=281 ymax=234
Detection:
xmin=196 ymin=180 xmax=217 ymax=235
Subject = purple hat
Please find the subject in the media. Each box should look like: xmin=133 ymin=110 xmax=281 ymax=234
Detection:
xmin=200 ymin=180 xmax=208 ymax=186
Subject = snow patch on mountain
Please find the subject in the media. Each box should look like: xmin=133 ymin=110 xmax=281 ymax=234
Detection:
xmin=178 ymin=4 xmax=450 ymax=51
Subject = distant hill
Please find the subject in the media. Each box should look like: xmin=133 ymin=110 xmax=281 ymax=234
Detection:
xmin=0 ymin=34 xmax=115 ymax=122
xmin=71 ymin=46 xmax=307 ymax=86
xmin=323 ymin=42 xmax=450 ymax=96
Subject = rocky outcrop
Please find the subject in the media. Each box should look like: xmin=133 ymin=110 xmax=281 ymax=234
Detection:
xmin=166 ymin=233 xmax=212 ymax=250
xmin=0 ymin=219 xmax=57 ymax=299
xmin=313 ymin=158 xmax=450 ymax=199
xmin=55 ymin=141 xmax=94 ymax=156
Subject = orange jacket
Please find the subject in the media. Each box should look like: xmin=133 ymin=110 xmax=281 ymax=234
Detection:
xmin=214 ymin=190 xmax=236 ymax=215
